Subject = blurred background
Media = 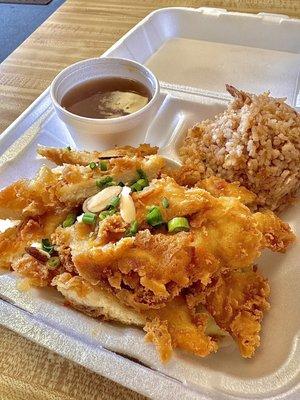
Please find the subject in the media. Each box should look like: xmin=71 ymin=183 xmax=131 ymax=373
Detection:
xmin=0 ymin=0 xmax=65 ymax=62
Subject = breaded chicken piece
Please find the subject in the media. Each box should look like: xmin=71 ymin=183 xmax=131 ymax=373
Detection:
xmin=253 ymin=210 xmax=296 ymax=252
xmin=168 ymin=167 xmax=257 ymax=207
xmin=0 ymin=155 xmax=164 ymax=219
xmin=52 ymin=177 xmax=293 ymax=312
xmin=188 ymin=268 xmax=270 ymax=358
xmin=135 ymin=177 xmax=294 ymax=256
xmin=134 ymin=176 xmax=212 ymax=225
xmin=53 ymin=273 xmax=145 ymax=325
xmin=196 ymin=176 xmax=257 ymax=207
xmin=12 ymin=253 xmax=55 ymax=287
xmin=52 ymin=273 xmax=217 ymax=362
xmin=37 ymin=144 xmax=158 ymax=166
xmin=70 ymin=227 xmax=194 ymax=310
xmin=144 ymin=296 xmax=218 ymax=362
xmin=0 ymin=211 xmax=69 ymax=269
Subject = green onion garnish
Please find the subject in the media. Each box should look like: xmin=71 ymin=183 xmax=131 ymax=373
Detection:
xmin=131 ymin=181 xmax=142 ymax=192
xmin=99 ymin=161 xmax=108 ymax=171
xmin=167 ymin=217 xmax=190 ymax=233
xmin=82 ymin=212 xmax=97 ymax=225
xmin=109 ymin=196 xmax=120 ymax=209
xmin=137 ymin=178 xmax=148 ymax=188
xmin=96 ymin=176 xmax=113 ymax=189
xmin=41 ymin=238 xmax=54 ymax=254
xmin=62 ymin=213 xmax=77 ymax=228
xmin=66 ymin=146 xmax=71 ymax=151
xmin=99 ymin=209 xmax=116 ymax=220
xmin=131 ymin=179 xmax=148 ymax=192
xmin=162 ymin=198 xmax=170 ymax=208
xmin=137 ymin=169 xmax=147 ymax=180
xmin=146 ymin=206 xmax=163 ymax=227
xmin=89 ymin=161 xmax=97 ymax=170
xmin=127 ymin=220 xmax=138 ymax=236
xmin=47 ymin=257 xmax=60 ymax=270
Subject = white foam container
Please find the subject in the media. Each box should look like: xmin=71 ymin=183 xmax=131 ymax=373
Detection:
xmin=0 ymin=7 xmax=299 ymax=400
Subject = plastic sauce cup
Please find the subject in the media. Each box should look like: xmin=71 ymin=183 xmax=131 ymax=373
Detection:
xmin=50 ymin=57 xmax=160 ymax=150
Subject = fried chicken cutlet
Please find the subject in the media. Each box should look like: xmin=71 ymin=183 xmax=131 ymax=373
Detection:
xmin=187 ymin=267 xmax=270 ymax=358
xmin=0 ymin=144 xmax=295 ymax=362
xmin=0 ymin=154 xmax=164 ymax=219
xmin=48 ymin=177 xmax=294 ymax=315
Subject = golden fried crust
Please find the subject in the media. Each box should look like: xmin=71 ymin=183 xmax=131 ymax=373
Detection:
xmin=0 ymin=181 xmax=40 ymax=220
xmin=168 ymin=168 xmax=257 ymax=207
xmin=12 ymin=254 xmax=54 ymax=287
xmin=196 ymin=176 xmax=257 ymax=207
xmin=166 ymin=164 xmax=204 ymax=187
xmin=134 ymin=176 xmax=213 ymax=226
xmin=37 ymin=144 xmax=158 ymax=166
xmin=0 ymin=155 xmax=164 ymax=219
xmin=0 ymin=166 xmax=62 ymax=220
xmin=97 ymin=214 xmax=128 ymax=245
xmin=73 ymin=229 xmax=193 ymax=309
xmin=191 ymin=196 xmax=263 ymax=269
xmin=144 ymin=296 xmax=218 ymax=361
xmin=0 ymin=211 xmax=69 ymax=269
xmin=253 ymin=210 xmax=296 ymax=252
xmin=199 ymin=268 xmax=270 ymax=358
xmin=144 ymin=319 xmax=173 ymax=362
xmin=62 ymin=177 xmax=293 ymax=313
xmin=52 ymin=273 xmax=145 ymax=326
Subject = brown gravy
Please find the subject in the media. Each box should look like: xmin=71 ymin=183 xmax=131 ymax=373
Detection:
xmin=61 ymin=77 xmax=151 ymax=119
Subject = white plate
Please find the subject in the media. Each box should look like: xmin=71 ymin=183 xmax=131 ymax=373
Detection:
xmin=0 ymin=7 xmax=299 ymax=400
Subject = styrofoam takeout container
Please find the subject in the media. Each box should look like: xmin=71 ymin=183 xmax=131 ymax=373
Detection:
xmin=50 ymin=57 xmax=160 ymax=149
xmin=0 ymin=7 xmax=299 ymax=400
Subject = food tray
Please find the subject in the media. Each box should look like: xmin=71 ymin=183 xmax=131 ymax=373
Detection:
xmin=0 ymin=7 xmax=299 ymax=400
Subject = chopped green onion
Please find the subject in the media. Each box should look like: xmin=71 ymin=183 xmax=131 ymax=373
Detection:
xmin=99 ymin=209 xmax=116 ymax=220
xmin=131 ymin=182 xmax=142 ymax=192
xmin=106 ymin=181 xmax=117 ymax=187
xmin=41 ymin=238 xmax=54 ymax=255
xmin=89 ymin=161 xmax=97 ymax=170
xmin=167 ymin=217 xmax=190 ymax=233
xmin=82 ymin=212 xmax=97 ymax=225
xmin=62 ymin=213 xmax=77 ymax=228
xmin=162 ymin=198 xmax=170 ymax=208
xmin=99 ymin=161 xmax=108 ymax=171
xmin=47 ymin=257 xmax=60 ymax=270
xmin=96 ymin=176 xmax=113 ymax=189
xmin=131 ymin=179 xmax=148 ymax=192
xmin=126 ymin=220 xmax=138 ymax=236
xmin=66 ymin=146 xmax=71 ymax=151
xmin=137 ymin=178 xmax=148 ymax=188
xmin=137 ymin=169 xmax=147 ymax=180
xmin=109 ymin=196 xmax=120 ymax=208
xmin=146 ymin=206 xmax=163 ymax=227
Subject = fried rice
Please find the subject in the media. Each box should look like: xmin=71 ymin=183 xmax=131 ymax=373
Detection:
xmin=180 ymin=85 xmax=300 ymax=212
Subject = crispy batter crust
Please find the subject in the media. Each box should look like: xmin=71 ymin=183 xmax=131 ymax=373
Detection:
xmin=144 ymin=296 xmax=218 ymax=362
xmin=0 ymin=155 xmax=164 ymax=219
xmin=0 ymin=144 xmax=296 ymax=362
xmin=38 ymin=144 xmax=158 ymax=165
xmin=0 ymin=211 xmax=68 ymax=269
xmin=187 ymin=268 xmax=270 ymax=358
xmin=254 ymin=210 xmax=296 ymax=252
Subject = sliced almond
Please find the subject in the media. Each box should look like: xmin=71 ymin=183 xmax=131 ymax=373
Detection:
xmin=120 ymin=186 xmax=136 ymax=223
xmin=25 ymin=246 xmax=50 ymax=262
xmin=83 ymin=186 xmax=122 ymax=213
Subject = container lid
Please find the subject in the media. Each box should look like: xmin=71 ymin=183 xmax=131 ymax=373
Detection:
xmin=109 ymin=8 xmax=300 ymax=106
